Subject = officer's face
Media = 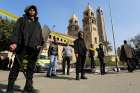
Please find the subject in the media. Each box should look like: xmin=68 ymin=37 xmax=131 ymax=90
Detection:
xmin=79 ymin=32 xmax=83 ymax=39
xmin=28 ymin=8 xmax=36 ymax=17
xmin=99 ymin=44 xmax=103 ymax=48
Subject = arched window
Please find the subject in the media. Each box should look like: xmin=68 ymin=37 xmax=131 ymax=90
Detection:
xmin=53 ymin=36 xmax=55 ymax=39
xmin=91 ymin=12 xmax=94 ymax=16
xmin=95 ymin=37 xmax=97 ymax=44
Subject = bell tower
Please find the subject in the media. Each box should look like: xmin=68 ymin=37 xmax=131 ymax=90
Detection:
xmin=96 ymin=7 xmax=108 ymax=44
xmin=83 ymin=4 xmax=99 ymax=49
xmin=96 ymin=7 xmax=108 ymax=54
xmin=67 ymin=14 xmax=80 ymax=38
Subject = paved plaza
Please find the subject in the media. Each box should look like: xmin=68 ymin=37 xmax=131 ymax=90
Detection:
xmin=0 ymin=70 xmax=140 ymax=93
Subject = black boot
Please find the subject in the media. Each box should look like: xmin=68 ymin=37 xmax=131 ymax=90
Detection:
xmin=76 ymin=75 xmax=80 ymax=80
xmin=81 ymin=75 xmax=87 ymax=79
xmin=6 ymin=79 xmax=15 ymax=93
xmin=24 ymin=79 xmax=34 ymax=93
xmin=67 ymin=68 xmax=70 ymax=75
xmin=22 ymin=88 xmax=39 ymax=93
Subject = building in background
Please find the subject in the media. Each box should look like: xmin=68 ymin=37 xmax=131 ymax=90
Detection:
xmin=96 ymin=7 xmax=108 ymax=54
xmin=82 ymin=4 xmax=99 ymax=49
xmin=67 ymin=14 xmax=80 ymax=39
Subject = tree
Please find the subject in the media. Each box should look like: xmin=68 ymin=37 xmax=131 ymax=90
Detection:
xmin=103 ymin=41 xmax=112 ymax=52
xmin=130 ymin=34 xmax=140 ymax=48
xmin=0 ymin=18 xmax=15 ymax=51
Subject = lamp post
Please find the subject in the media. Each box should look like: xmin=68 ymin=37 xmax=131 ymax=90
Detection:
xmin=108 ymin=0 xmax=119 ymax=72
xmin=91 ymin=0 xmax=119 ymax=71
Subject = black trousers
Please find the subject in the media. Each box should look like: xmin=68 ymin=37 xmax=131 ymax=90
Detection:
xmin=126 ymin=58 xmax=135 ymax=72
xmin=7 ymin=47 xmax=39 ymax=92
xmin=90 ymin=56 xmax=95 ymax=69
xmin=99 ymin=58 xmax=105 ymax=74
xmin=62 ymin=56 xmax=71 ymax=74
xmin=76 ymin=55 xmax=86 ymax=76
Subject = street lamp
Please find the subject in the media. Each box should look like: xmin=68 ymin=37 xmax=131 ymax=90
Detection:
xmin=91 ymin=0 xmax=119 ymax=71
xmin=108 ymin=0 xmax=119 ymax=72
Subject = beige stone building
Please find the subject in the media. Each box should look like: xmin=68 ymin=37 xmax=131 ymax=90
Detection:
xmin=67 ymin=14 xmax=80 ymax=39
xmin=83 ymin=4 xmax=99 ymax=49
xmin=96 ymin=7 xmax=108 ymax=54
xmin=96 ymin=7 xmax=108 ymax=44
xmin=67 ymin=4 xmax=108 ymax=51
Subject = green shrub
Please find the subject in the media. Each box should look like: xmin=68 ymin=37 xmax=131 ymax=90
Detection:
xmin=85 ymin=56 xmax=126 ymax=67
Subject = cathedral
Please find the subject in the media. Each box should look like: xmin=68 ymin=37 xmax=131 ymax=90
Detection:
xmin=67 ymin=4 xmax=108 ymax=50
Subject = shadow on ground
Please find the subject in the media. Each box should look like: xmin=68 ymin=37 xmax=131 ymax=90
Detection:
xmin=0 ymin=83 xmax=22 ymax=93
xmin=34 ymin=73 xmax=76 ymax=80
xmin=50 ymin=76 xmax=76 ymax=80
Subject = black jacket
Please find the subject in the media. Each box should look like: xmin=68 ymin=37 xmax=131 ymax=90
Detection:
xmin=11 ymin=15 xmax=44 ymax=48
xmin=74 ymin=38 xmax=87 ymax=56
xmin=97 ymin=48 xmax=104 ymax=59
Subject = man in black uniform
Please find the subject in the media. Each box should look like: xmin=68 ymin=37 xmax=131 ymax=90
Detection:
xmin=7 ymin=5 xmax=44 ymax=93
xmin=97 ymin=43 xmax=106 ymax=75
xmin=74 ymin=31 xmax=87 ymax=80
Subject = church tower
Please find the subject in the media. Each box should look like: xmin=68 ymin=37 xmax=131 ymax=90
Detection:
xmin=67 ymin=14 xmax=80 ymax=38
xmin=96 ymin=7 xmax=108 ymax=44
xmin=96 ymin=7 xmax=108 ymax=54
xmin=83 ymin=4 xmax=99 ymax=49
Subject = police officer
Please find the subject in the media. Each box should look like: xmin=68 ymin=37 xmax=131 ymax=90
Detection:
xmin=74 ymin=31 xmax=87 ymax=80
xmin=7 ymin=5 xmax=44 ymax=93
xmin=97 ymin=43 xmax=106 ymax=75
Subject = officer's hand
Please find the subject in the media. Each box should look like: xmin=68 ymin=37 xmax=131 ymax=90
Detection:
xmin=10 ymin=43 xmax=17 ymax=52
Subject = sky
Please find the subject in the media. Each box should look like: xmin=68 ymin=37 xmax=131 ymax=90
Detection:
xmin=0 ymin=0 xmax=140 ymax=48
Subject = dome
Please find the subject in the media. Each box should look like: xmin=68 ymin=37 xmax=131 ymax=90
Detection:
xmin=84 ymin=3 xmax=94 ymax=12
xmin=70 ymin=14 xmax=78 ymax=21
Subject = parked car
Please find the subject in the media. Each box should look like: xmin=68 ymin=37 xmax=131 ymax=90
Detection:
xmin=0 ymin=51 xmax=9 ymax=70
xmin=35 ymin=53 xmax=50 ymax=72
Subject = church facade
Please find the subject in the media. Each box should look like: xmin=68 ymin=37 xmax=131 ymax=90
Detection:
xmin=67 ymin=4 xmax=108 ymax=51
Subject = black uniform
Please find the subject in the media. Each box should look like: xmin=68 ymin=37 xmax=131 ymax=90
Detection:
xmin=7 ymin=6 xmax=43 ymax=93
xmin=74 ymin=38 xmax=87 ymax=79
xmin=97 ymin=47 xmax=105 ymax=75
